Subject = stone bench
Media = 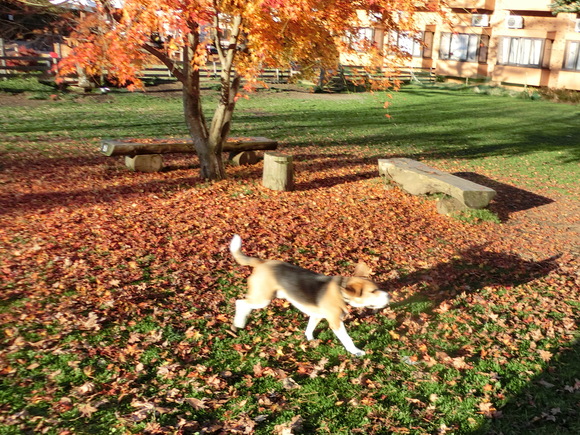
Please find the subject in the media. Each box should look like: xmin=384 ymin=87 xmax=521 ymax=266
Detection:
xmin=100 ymin=136 xmax=278 ymax=172
xmin=378 ymin=158 xmax=496 ymax=214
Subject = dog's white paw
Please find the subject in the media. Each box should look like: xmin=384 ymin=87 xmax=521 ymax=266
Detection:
xmin=233 ymin=320 xmax=246 ymax=330
xmin=351 ymin=349 xmax=366 ymax=357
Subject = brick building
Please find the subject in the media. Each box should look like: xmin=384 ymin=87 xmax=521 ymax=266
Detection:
xmin=354 ymin=1 xmax=580 ymax=90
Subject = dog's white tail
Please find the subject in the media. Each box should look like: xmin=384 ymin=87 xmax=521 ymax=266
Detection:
xmin=229 ymin=235 xmax=264 ymax=267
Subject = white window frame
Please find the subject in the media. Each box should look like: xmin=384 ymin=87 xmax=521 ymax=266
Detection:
xmin=498 ymin=37 xmax=545 ymax=68
xmin=439 ymin=33 xmax=487 ymax=62
xmin=563 ymin=40 xmax=580 ymax=71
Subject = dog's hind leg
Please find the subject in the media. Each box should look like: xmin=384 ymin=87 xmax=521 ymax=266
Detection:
xmin=233 ymin=299 xmax=270 ymax=330
xmin=233 ymin=269 xmax=276 ymax=330
xmin=305 ymin=316 xmax=322 ymax=341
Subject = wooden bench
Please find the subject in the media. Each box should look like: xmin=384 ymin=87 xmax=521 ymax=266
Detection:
xmin=100 ymin=136 xmax=278 ymax=172
xmin=378 ymin=158 xmax=496 ymax=214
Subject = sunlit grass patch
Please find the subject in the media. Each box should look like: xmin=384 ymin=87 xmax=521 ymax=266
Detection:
xmin=0 ymin=80 xmax=578 ymax=434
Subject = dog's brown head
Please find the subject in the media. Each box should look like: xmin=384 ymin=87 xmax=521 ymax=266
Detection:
xmin=341 ymin=262 xmax=390 ymax=309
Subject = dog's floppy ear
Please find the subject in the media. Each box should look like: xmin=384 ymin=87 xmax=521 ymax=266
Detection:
xmin=344 ymin=280 xmax=364 ymax=298
xmin=353 ymin=262 xmax=371 ymax=278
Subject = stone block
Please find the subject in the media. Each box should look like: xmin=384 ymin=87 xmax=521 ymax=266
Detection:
xmin=262 ymin=152 xmax=294 ymax=191
xmin=230 ymin=151 xmax=259 ymax=166
xmin=379 ymin=158 xmax=496 ymax=209
xmin=436 ymin=196 xmax=470 ymax=215
xmin=125 ymin=154 xmax=163 ymax=172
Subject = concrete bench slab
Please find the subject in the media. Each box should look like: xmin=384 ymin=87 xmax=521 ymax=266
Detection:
xmin=378 ymin=158 xmax=496 ymax=209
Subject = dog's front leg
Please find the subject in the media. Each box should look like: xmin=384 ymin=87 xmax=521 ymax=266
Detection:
xmin=332 ymin=322 xmax=365 ymax=357
xmin=305 ymin=316 xmax=322 ymax=341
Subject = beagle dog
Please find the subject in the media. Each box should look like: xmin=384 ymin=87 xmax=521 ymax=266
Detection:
xmin=229 ymin=235 xmax=390 ymax=356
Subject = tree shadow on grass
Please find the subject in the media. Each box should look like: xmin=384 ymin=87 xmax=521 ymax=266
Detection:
xmin=384 ymin=245 xmax=560 ymax=310
xmin=0 ymin=158 xmax=203 ymax=217
xmin=452 ymin=172 xmax=554 ymax=221
xmin=292 ymin=152 xmax=379 ymax=191
xmin=476 ymin=339 xmax=580 ymax=435
xmin=375 ymin=246 xmax=578 ymax=434
xmin=295 ymin=170 xmax=377 ymax=191
xmin=234 ymin=87 xmax=580 ymax=164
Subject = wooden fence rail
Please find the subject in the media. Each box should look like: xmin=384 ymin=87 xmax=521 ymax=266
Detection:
xmin=139 ymin=62 xmax=298 ymax=84
xmin=0 ymin=37 xmax=435 ymax=90
xmin=0 ymin=37 xmax=57 ymax=78
xmin=0 ymin=58 xmax=296 ymax=85
xmin=0 ymin=56 xmax=54 ymax=76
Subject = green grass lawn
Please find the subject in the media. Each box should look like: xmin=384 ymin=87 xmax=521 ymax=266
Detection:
xmin=234 ymin=85 xmax=580 ymax=192
xmin=2 ymin=79 xmax=578 ymax=193
xmin=0 ymin=78 xmax=579 ymax=434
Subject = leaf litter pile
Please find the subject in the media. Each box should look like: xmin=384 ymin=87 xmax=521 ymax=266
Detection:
xmin=1 ymin=142 xmax=579 ymax=434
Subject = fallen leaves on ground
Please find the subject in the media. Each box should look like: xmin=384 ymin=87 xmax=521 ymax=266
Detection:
xmin=0 ymin=143 xmax=578 ymax=433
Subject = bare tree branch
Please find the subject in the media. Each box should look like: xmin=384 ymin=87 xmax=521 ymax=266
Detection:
xmin=141 ymin=43 xmax=186 ymax=83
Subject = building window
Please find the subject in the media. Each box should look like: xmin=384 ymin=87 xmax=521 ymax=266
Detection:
xmin=563 ymin=40 xmax=580 ymax=71
xmin=389 ymin=31 xmax=434 ymax=58
xmin=393 ymin=32 xmax=424 ymax=57
xmin=439 ymin=33 xmax=488 ymax=62
xmin=498 ymin=37 xmax=545 ymax=67
xmin=345 ymin=27 xmax=376 ymax=52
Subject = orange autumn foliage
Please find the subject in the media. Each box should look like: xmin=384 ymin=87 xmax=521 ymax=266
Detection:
xmin=58 ymin=0 xmax=440 ymax=180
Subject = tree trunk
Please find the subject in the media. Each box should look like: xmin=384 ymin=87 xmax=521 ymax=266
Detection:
xmin=182 ymin=92 xmax=225 ymax=180
xmin=176 ymin=17 xmax=244 ymax=181
xmin=207 ymin=75 xmax=240 ymax=175
xmin=197 ymin=139 xmax=225 ymax=180
xmin=181 ymin=29 xmax=226 ymax=181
